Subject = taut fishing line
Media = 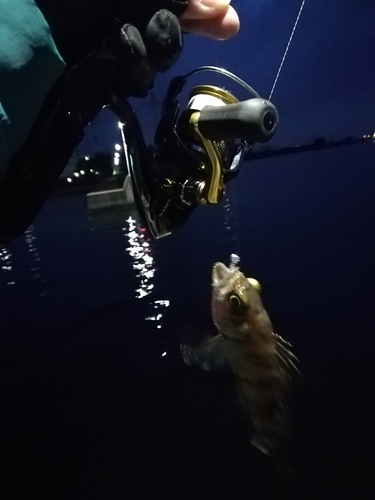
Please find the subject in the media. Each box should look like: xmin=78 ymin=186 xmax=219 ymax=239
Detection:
xmin=269 ymin=0 xmax=307 ymax=100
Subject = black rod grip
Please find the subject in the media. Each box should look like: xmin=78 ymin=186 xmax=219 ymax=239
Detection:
xmin=198 ymin=98 xmax=278 ymax=143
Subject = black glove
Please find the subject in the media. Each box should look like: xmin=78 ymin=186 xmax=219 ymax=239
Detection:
xmin=112 ymin=8 xmax=184 ymax=97
xmin=0 ymin=1 xmax=188 ymax=242
xmin=35 ymin=0 xmax=188 ymax=97
xmin=62 ymin=8 xmax=186 ymax=108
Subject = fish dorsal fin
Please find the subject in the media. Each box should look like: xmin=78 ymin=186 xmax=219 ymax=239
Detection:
xmin=273 ymin=332 xmax=301 ymax=378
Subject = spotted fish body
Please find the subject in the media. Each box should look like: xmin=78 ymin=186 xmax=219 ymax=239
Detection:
xmin=182 ymin=258 xmax=299 ymax=457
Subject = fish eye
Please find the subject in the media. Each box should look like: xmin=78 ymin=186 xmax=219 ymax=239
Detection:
xmin=228 ymin=293 xmax=242 ymax=308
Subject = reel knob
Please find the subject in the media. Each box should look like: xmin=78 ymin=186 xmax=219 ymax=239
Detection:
xmin=198 ymin=98 xmax=278 ymax=143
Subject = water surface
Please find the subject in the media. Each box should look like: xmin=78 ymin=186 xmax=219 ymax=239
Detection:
xmin=4 ymin=142 xmax=375 ymax=499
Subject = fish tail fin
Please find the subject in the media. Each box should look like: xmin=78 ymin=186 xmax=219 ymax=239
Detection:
xmin=250 ymin=434 xmax=270 ymax=456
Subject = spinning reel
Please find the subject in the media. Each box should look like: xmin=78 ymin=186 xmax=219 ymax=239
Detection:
xmin=112 ymin=66 xmax=279 ymax=238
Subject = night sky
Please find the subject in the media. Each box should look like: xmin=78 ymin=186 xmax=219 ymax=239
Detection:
xmin=78 ymin=0 xmax=375 ymax=154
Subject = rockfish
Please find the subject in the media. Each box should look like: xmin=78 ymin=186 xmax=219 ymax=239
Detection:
xmin=181 ymin=255 xmax=300 ymax=458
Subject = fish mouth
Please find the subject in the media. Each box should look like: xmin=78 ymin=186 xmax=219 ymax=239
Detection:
xmin=212 ymin=262 xmax=232 ymax=286
xmin=212 ymin=261 xmax=240 ymax=298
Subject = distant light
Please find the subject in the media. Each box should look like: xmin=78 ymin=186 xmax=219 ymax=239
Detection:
xmin=80 ymin=170 xmax=85 ymax=175
xmin=90 ymin=169 xmax=94 ymax=173
xmin=85 ymin=156 xmax=89 ymax=161
xmin=67 ymin=177 xmax=72 ymax=183
xmin=115 ymin=144 xmax=121 ymax=151
xmin=161 ymin=352 xmax=167 ymax=357
xmin=114 ymin=152 xmax=120 ymax=158
xmin=114 ymin=158 xmax=120 ymax=166
xmin=154 ymin=300 xmax=170 ymax=307
xmin=118 ymin=122 xmax=123 ymax=129
xmin=74 ymin=172 xmax=79 ymax=177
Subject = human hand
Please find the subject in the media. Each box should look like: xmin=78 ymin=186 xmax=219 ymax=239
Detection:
xmin=180 ymin=0 xmax=239 ymax=40
xmin=113 ymin=0 xmax=239 ymax=94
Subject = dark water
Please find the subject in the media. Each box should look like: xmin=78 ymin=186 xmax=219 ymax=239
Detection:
xmin=3 ymin=142 xmax=375 ymax=499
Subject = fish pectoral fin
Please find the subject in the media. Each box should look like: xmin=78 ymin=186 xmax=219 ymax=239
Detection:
xmin=180 ymin=330 xmax=227 ymax=371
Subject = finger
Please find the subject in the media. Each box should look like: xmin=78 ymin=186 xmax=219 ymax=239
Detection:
xmin=181 ymin=0 xmax=232 ymax=20
xmin=179 ymin=5 xmax=239 ymax=40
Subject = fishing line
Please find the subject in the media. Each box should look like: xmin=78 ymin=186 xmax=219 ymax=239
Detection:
xmin=223 ymin=182 xmax=244 ymax=259
xmin=268 ymin=0 xmax=307 ymax=100
xmin=211 ymin=51 xmax=244 ymax=258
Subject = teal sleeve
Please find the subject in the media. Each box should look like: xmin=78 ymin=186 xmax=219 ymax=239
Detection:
xmin=0 ymin=0 xmax=66 ymax=181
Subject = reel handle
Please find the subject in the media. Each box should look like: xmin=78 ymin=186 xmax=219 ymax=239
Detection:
xmin=197 ymin=98 xmax=278 ymax=143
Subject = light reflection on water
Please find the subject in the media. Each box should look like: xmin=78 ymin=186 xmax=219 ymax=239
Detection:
xmin=123 ymin=215 xmax=154 ymax=299
xmin=0 ymin=244 xmax=14 ymax=286
xmin=1 ymin=225 xmax=48 ymax=294
xmin=122 ymin=214 xmax=170 ymax=356
xmin=24 ymin=225 xmax=49 ymax=297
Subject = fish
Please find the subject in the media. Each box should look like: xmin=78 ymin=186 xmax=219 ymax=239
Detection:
xmin=181 ymin=255 xmax=300 ymax=459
